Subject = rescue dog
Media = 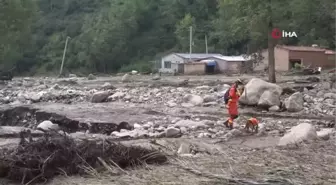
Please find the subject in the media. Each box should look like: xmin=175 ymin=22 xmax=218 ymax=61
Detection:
xmin=244 ymin=118 xmax=259 ymax=133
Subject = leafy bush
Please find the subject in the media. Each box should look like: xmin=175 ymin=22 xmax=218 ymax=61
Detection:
xmin=119 ymin=62 xmax=153 ymax=73
xmin=294 ymin=63 xmax=302 ymax=70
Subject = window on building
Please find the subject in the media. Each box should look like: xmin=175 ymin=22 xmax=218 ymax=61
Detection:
xmin=164 ymin=61 xmax=171 ymax=68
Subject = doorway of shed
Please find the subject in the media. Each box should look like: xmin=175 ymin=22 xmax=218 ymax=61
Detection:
xmin=289 ymin=59 xmax=302 ymax=69
xmin=206 ymin=65 xmax=215 ymax=74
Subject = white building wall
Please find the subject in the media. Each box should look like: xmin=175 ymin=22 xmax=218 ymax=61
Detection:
xmin=160 ymin=54 xmax=185 ymax=73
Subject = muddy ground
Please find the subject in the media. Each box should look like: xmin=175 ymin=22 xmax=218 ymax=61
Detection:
xmin=0 ymin=73 xmax=335 ymax=185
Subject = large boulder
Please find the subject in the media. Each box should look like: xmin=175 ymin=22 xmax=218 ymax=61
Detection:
xmin=183 ymin=94 xmax=204 ymax=106
xmin=239 ymin=78 xmax=282 ymax=106
xmin=258 ymin=90 xmax=281 ymax=108
xmin=278 ymin=123 xmax=317 ymax=146
xmin=90 ymin=91 xmax=110 ymax=103
xmin=285 ymin=92 xmax=304 ymax=112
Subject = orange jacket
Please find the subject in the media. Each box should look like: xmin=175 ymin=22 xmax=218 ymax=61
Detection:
xmin=228 ymin=84 xmax=241 ymax=103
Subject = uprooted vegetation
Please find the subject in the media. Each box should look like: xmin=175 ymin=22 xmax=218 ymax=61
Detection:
xmin=0 ymin=132 xmax=167 ymax=184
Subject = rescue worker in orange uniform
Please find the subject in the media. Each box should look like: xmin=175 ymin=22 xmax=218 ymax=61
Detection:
xmin=223 ymin=79 xmax=244 ymax=129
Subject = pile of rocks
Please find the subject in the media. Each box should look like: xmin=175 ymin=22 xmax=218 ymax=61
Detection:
xmin=89 ymin=84 xmax=229 ymax=107
xmin=278 ymin=122 xmax=335 ymax=146
xmin=0 ymin=76 xmax=334 ymax=117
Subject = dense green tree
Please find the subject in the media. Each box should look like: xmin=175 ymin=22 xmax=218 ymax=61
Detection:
xmin=0 ymin=0 xmax=334 ymax=75
xmin=175 ymin=14 xmax=196 ymax=52
xmin=0 ymin=0 xmax=36 ymax=72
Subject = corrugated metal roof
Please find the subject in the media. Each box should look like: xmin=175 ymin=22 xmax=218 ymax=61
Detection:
xmin=199 ymin=60 xmax=217 ymax=66
xmin=277 ymin=45 xmax=326 ymax=52
xmin=213 ymin=55 xmax=251 ymax=61
xmin=175 ymin=53 xmax=223 ymax=59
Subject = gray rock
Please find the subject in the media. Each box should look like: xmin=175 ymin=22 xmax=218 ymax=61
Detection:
xmin=88 ymin=74 xmax=96 ymax=80
xmin=91 ymin=91 xmax=110 ymax=103
xmin=69 ymin=74 xmax=77 ymax=78
xmin=167 ymin=100 xmax=177 ymax=107
xmin=133 ymin=123 xmax=142 ymax=129
xmin=37 ymin=120 xmax=60 ymax=131
xmin=174 ymin=120 xmax=207 ymax=129
xmin=143 ymin=122 xmax=154 ymax=130
xmin=258 ymin=90 xmax=281 ymax=108
xmin=102 ymin=82 xmax=114 ymax=90
xmin=183 ymin=94 xmax=204 ymax=106
xmin=165 ymin=127 xmax=181 ymax=138
xmin=196 ymin=85 xmax=211 ymax=90
xmin=121 ymin=74 xmax=130 ymax=82
xmin=203 ymin=102 xmax=218 ymax=107
xmin=303 ymin=94 xmax=313 ymax=103
xmin=317 ymin=128 xmax=334 ymax=140
xmin=269 ymin=105 xmax=280 ymax=112
xmin=29 ymin=91 xmax=48 ymax=102
xmin=203 ymin=95 xmax=216 ymax=103
xmin=131 ymin=70 xmax=138 ymax=75
xmin=240 ymin=78 xmax=282 ymax=105
xmin=324 ymin=99 xmax=335 ymax=105
xmin=324 ymin=93 xmax=336 ymax=99
xmin=152 ymin=74 xmax=161 ymax=80
xmin=198 ymin=132 xmax=211 ymax=138
xmin=278 ymin=123 xmax=317 ymax=146
xmin=111 ymin=131 xmax=131 ymax=138
xmin=180 ymin=127 xmax=188 ymax=134
xmin=177 ymin=143 xmax=190 ymax=154
xmin=108 ymin=92 xmax=125 ymax=100
xmin=316 ymin=91 xmax=324 ymax=97
xmin=51 ymin=84 xmax=60 ymax=90
xmin=285 ymin=92 xmax=304 ymax=112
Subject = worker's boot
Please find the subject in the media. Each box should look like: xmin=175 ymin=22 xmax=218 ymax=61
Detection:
xmin=228 ymin=120 xmax=233 ymax=130
xmin=229 ymin=124 xmax=233 ymax=130
xmin=223 ymin=120 xmax=229 ymax=128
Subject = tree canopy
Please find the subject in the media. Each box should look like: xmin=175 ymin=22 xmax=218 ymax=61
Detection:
xmin=0 ymin=0 xmax=334 ymax=76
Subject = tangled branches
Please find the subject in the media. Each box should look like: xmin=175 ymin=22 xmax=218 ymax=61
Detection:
xmin=0 ymin=132 xmax=167 ymax=184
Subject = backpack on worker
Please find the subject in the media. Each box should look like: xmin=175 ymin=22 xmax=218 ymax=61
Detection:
xmin=223 ymin=89 xmax=230 ymax=104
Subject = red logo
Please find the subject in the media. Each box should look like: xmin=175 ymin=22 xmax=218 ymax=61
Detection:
xmin=271 ymin=28 xmax=282 ymax=39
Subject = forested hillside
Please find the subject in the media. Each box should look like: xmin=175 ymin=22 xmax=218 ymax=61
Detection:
xmin=0 ymin=0 xmax=335 ymax=75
